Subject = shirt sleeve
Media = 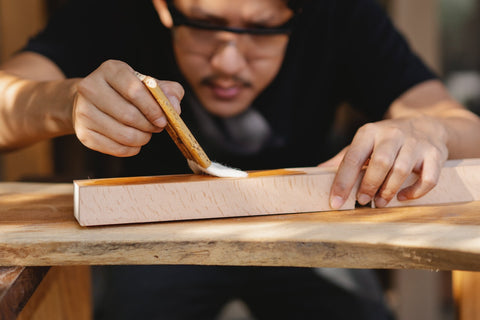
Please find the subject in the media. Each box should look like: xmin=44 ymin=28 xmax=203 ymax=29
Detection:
xmin=332 ymin=0 xmax=437 ymax=119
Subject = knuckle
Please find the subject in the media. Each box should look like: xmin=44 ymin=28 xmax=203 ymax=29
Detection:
xmin=117 ymin=130 xmax=138 ymax=146
xmin=392 ymin=162 xmax=410 ymax=178
xmin=161 ymin=81 xmax=185 ymax=99
xmin=431 ymin=145 xmax=448 ymax=161
xmin=342 ymin=151 xmax=365 ymax=168
xmin=75 ymin=129 xmax=95 ymax=149
xmin=371 ymin=154 xmax=393 ymax=169
xmin=387 ymin=126 xmax=403 ymax=138
xmin=76 ymin=79 xmax=94 ymax=97
xmin=124 ymin=82 xmax=144 ymax=102
xmin=421 ymin=177 xmax=437 ymax=190
xmin=359 ymin=181 xmax=378 ymax=196
xmin=357 ymin=122 xmax=377 ymax=136
xmin=119 ymin=129 xmax=151 ymax=147
xmin=379 ymin=188 xmax=396 ymax=201
xmin=332 ymin=181 xmax=349 ymax=196
xmin=115 ymin=146 xmax=140 ymax=157
xmin=119 ymin=109 xmax=137 ymax=126
xmin=75 ymin=106 xmax=97 ymax=125
xmin=100 ymin=60 xmax=133 ymax=80
xmin=101 ymin=59 xmax=122 ymax=71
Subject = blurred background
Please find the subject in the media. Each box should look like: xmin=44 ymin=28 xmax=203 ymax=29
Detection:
xmin=0 ymin=0 xmax=479 ymax=319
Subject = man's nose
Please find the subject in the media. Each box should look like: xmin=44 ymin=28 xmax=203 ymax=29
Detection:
xmin=210 ymin=37 xmax=248 ymax=76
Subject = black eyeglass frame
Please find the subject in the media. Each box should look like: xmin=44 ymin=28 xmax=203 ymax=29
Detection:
xmin=166 ymin=0 xmax=296 ymax=35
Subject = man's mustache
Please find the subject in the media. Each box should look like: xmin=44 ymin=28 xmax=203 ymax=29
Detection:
xmin=200 ymin=75 xmax=253 ymax=88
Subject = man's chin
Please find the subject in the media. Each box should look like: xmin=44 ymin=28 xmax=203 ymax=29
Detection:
xmin=202 ymin=100 xmax=251 ymax=118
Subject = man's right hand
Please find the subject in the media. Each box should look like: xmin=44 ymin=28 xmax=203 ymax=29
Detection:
xmin=73 ymin=60 xmax=184 ymax=157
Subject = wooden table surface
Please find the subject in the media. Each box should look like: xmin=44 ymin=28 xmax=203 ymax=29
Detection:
xmin=1 ymin=182 xmax=480 ymax=271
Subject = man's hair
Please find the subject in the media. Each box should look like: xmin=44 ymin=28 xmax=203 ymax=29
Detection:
xmin=286 ymin=0 xmax=310 ymax=12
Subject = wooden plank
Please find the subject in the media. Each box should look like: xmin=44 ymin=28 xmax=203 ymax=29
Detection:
xmin=2 ymin=180 xmax=480 ymax=269
xmin=17 ymin=266 xmax=91 ymax=320
xmin=74 ymin=167 xmax=358 ymax=226
xmin=0 ymin=266 xmax=50 ymax=320
xmin=385 ymin=159 xmax=480 ymax=208
xmin=74 ymin=159 xmax=480 ymax=226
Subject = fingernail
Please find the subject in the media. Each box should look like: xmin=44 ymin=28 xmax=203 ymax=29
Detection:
xmin=153 ymin=117 xmax=167 ymax=128
xmin=357 ymin=193 xmax=371 ymax=205
xmin=397 ymin=193 xmax=407 ymax=201
xmin=330 ymin=196 xmax=344 ymax=210
xmin=374 ymin=197 xmax=387 ymax=208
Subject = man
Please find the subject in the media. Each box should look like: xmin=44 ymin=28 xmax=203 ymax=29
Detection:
xmin=1 ymin=0 xmax=479 ymax=318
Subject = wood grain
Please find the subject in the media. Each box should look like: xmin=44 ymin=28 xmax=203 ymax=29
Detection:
xmin=385 ymin=159 xmax=480 ymax=208
xmin=73 ymin=159 xmax=480 ymax=226
xmin=73 ymin=167 xmax=356 ymax=226
xmin=2 ymin=181 xmax=480 ymax=270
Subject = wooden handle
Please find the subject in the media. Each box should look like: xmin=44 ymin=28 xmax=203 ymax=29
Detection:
xmin=141 ymin=76 xmax=212 ymax=169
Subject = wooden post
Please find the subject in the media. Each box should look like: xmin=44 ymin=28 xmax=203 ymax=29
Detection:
xmin=17 ymin=266 xmax=92 ymax=320
xmin=453 ymin=271 xmax=480 ymax=320
xmin=390 ymin=0 xmax=441 ymax=74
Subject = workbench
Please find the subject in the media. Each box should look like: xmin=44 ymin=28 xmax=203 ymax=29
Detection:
xmin=1 ymin=182 xmax=480 ymax=319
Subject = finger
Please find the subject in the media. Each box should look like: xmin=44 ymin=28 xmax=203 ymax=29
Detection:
xmin=356 ymin=128 xmax=405 ymax=205
xmin=76 ymin=127 xmax=142 ymax=157
xmin=77 ymin=74 xmax=161 ymax=133
xmin=397 ymin=156 xmax=443 ymax=200
xmin=330 ymin=128 xmax=375 ymax=209
xmin=373 ymin=143 xmax=418 ymax=207
xmin=156 ymin=80 xmax=185 ymax=115
xmin=103 ymin=62 xmax=184 ymax=125
xmin=75 ymin=95 xmax=152 ymax=149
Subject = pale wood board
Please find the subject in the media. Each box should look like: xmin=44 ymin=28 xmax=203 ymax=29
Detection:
xmin=74 ymin=167 xmax=357 ymax=226
xmin=385 ymin=159 xmax=480 ymax=207
xmin=74 ymin=159 xmax=480 ymax=226
xmin=2 ymin=181 xmax=480 ymax=270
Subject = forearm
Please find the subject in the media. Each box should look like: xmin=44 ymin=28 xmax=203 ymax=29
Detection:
xmin=436 ymin=107 xmax=480 ymax=159
xmin=386 ymin=79 xmax=480 ymax=159
xmin=0 ymin=71 xmax=78 ymax=152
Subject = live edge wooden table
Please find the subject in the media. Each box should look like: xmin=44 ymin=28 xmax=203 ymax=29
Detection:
xmin=1 ymin=182 xmax=480 ymax=319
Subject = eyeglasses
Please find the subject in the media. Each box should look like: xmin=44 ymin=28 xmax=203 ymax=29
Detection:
xmin=167 ymin=0 xmax=295 ymax=35
xmin=166 ymin=0 xmax=294 ymax=59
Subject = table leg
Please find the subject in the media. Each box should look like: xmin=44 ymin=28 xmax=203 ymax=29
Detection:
xmin=453 ymin=271 xmax=480 ymax=320
xmin=17 ymin=266 xmax=92 ymax=320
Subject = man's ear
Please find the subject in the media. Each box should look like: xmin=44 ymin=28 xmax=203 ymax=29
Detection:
xmin=152 ymin=0 xmax=173 ymax=28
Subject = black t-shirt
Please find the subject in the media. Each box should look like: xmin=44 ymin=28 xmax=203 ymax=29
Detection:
xmin=24 ymin=0 xmax=436 ymax=178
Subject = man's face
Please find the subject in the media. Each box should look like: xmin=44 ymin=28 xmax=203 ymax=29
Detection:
xmin=153 ymin=0 xmax=293 ymax=117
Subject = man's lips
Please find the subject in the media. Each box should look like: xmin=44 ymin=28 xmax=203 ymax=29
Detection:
xmin=209 ymin=84 xmax=242 ymax=100
xmin=201 ymin=76 xmax=252 ymax=100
